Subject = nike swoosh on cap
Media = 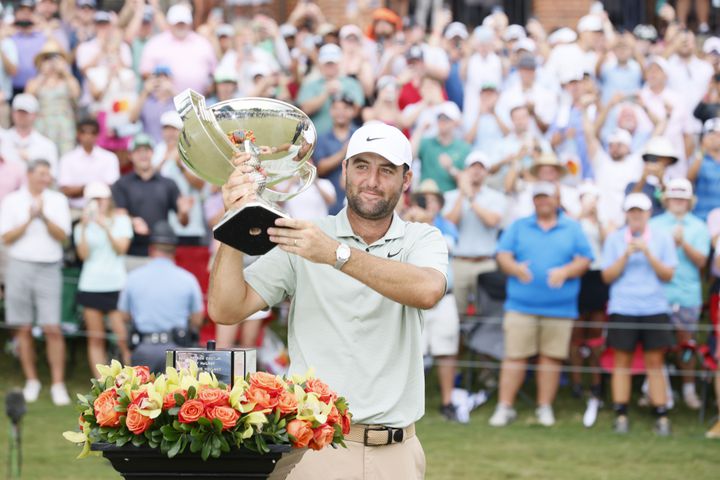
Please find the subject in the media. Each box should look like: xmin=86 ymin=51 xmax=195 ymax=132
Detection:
xmin=366 ymin=136 xmax=386 ymax=142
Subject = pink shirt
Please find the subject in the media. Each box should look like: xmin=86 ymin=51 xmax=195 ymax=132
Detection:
xmin=58 ymin=146 xmax=120 ymax=209
xmin=0 ymin=158 xmax=25 ymax=203
xmin=140 ymin=31 xmax=217 ymax=94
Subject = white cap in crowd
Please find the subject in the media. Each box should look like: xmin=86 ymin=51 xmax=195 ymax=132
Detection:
xmin=444 ymin=22 xmax=469 ymax=40
xmin=608 ymin=128 xmax=632 ymax=146
xmin=339 ymin=24 xmax=363 ymax=40
xmin=167 ymin=4 xmax=192 ymax=25
xmin=279 ymin=23 xmax=297 ymax=38
xmin=215 ymin=24 xmax=235 ymax=38
xmin=465 ymin=150 xmax=491 ymax=169
xmin=623 ymin=192 xmax=652 ymax=211
xmin=646 ymin=56 xmax=670 ymax=75
xmin=83 ymin=181 xmax=112 ymax=200
xmin=578 ymin=181 xmax=600 ymax=198
xmin=664 ymin=178 xmax=694 ymax=200
xmin=160 ymin=111 xmax=183 ymax=130
xmin=703 ymin=36 xmax=720 ymax=55
xmin=532 ymin=181 xmax=558 ymax=197
xmin=503 ymin=24 xmax=526 ymax=41
xmin=577 ymin=15 xmax=603 ymax=33
xmin=703 ymin=117 xmax=720 ymax=134
xmin=345 ymin=121 xmax=412 ymax=167
xmin=559 ymin=67 xmax=583 ymax=84
xmin=318 ymin=44 xmax=342 ymax=64
xmin=513 ymin=37 xmax=537 ymax=53
xmin=12 ymin=93 xmax=39 ymax=113
xmin=473 ymin=26 xmax=494 ymax=43
xmin=548 ymin=27 xmax=577 ymax=45
xmin=436 ymin=101 xmax=461 ymax=122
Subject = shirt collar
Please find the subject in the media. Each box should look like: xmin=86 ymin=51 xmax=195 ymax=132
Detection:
xmin=530 ymin=211 xmax=568 ymax=230
xmin=334 ymin=207 xmax=406 ymax=244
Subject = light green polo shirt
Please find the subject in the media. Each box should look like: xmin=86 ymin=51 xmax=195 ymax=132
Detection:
xmin=244 ymin=208 xmax=448 ymax=427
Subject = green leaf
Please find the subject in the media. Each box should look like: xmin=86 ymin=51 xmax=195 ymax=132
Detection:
xmin=201 ymin=440 xmax=211 ymax=461
xmin=198 ymin=417 xmax=212 ymax=428
xmin=187 ymin=386 xmax=196 ymax=399
xmin=174 ymin=394 xmax=185 ymax=407
xmin=167 ymin=439 xmax=182 ymax=458
xmin=168 ymin=407 xmax=180 ymax=416
xmin=212 ymin=418 xmax=223 ymax=434
xmin=116 ymin=436 xmax=130 ymax=447
xmin=190 ymin=436 xmax=203 ymax=453
xmin=113 ymin=405 xmax=127 ymax=413
xmin=131 ymin=435 xmax=145 ymax=447
xmin=219 ymin=435 xmax=230 ymax=453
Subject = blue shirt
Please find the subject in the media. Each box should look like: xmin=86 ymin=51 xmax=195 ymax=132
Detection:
xmin=602 ymin=226 xmax=678 ymax=316
xmin=650 ymin=213 xmax=710 ymax=307
xmin=443 ymin=187 xmax=506 ymax=257
xmin=599 ymin=61 xmax=643 ymax=105
xmin=548 ymin=106 xmax=591 ymax=179
xmin=496 ymin=213 xmax=594 ymax=318
xmin=693 ymin=155 xmax=720 ymax=221
xmin=73 ymin=215 xmax=133 ymax=292
xmin=445 ymin=61 xmax=464 ymax=110
xmin=434 ymin=214 xmax=458 ymax=291
xmin=313 ymin=126 xmax=357 ymax=215
xmin=118 ymin=257 xmax=203 ymax=333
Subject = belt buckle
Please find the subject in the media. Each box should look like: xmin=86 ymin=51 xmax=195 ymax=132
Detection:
xmin=363 ymin=426 xmax=392 ymax=446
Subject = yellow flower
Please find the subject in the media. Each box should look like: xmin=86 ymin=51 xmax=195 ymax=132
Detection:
xmin=296 ymin=392 xmax=331 ymax=425
xmin=198 ymin=371 xmax=219 ymax=388
xmin=96 ymin=359 xmax=123 ymax=384
xmin=229 ymin=378 xmax=250 ymax=410
xmin=290 ymin=368 xmax=316 ymax=385
xmin=136 ymin=383 xmax=164 ymax=419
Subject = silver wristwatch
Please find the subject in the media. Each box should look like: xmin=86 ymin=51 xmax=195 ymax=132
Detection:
xmin=334 ymin=243 xmax=351 ymax=270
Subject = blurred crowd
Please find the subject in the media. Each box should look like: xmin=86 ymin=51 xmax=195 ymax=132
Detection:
xmin=0 ymin=0 xmax=719 ymax=439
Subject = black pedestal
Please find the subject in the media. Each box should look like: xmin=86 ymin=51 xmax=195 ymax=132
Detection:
xmin=91 ymin=442 xmax=303 ymax=480
xmin=213 ymin=202 xmax=285 ymax=255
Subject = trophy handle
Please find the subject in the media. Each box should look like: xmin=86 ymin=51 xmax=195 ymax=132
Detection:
xmin=261 ymin=163 xmax=317 ymax=203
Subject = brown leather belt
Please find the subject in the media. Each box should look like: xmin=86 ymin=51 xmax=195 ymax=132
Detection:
xmin=346 ymin=424 xmax=415 ymax=446
xmin=454 ymin=256 xmax=493 ymax=262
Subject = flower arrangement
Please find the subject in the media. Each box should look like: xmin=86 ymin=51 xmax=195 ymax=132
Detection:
xmin=64 ymin=361 xmax=351 ymax=461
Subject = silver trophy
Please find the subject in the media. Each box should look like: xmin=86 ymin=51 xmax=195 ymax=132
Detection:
xmin=174 ymin=89 xmax=317 ymax=255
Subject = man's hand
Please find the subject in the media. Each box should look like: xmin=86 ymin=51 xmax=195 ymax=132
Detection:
xmin=267 ymin=217 xmax=338 ymax=265
xmin=222 ymin=153 xmax=257 ymax=211
xmin=672 ymin=225 xmax=684 ymax=246
xmin=438 ymin=153 xmax=453 ymax=171
xmin=547 ymin=266 xmax=568 ymax=288
xmin=514 ymin=261 xmax=533 ymax=284
xmin=132 ymin=217 xmax=150 ymax=235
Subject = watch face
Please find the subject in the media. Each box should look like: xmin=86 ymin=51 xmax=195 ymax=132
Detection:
xmin=337 ymin=244 xmax=351 ymax=261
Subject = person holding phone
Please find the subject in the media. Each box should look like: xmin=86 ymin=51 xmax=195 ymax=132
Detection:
xmin=74 ymin=182 xmax=133 ymax=377
xmin=601 ymin=193 xmax=677 ymax=435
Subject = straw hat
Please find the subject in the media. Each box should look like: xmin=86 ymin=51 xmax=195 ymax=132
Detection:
xmin=34 ymin=40 xmax=70 ymax=69
xmin=529 ymin=152 xmax=567 ymax=178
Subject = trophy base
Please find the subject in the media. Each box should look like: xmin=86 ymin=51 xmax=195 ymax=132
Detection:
xmin=213 ymin=202 xmax=287 ymax=255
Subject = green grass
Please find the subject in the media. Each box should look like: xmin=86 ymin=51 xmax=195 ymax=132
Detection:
xmin=0 ymin=337 xmax=718 ymax=480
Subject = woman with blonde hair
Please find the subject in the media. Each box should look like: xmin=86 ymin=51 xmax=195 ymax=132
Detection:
xmin=74 ymin=182 xmax=133 ymax=377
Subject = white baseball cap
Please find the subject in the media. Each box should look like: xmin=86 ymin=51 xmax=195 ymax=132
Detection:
xmin=339 ymin=24 xmax=363 ymax=40
xmin=436 ymin=101 xmax=461 ymax=122
xmin=444 ymin=22 xmax=468 ymax=40
xmin=12 ymin=93 xmax=39 ymax=113
xmin=623 ymin=192 xmax=652 ymax=211
xmin=83 ymin=181 xmax=112 ymax=200
xmin=578 ymin=181 xmax=600 ymax=198
xmin=503 ymin=24 xmax=526 ymax=42
xmin=279 ymin=24 xmax=297 ymax=38
xmin=473 ymin=26 xmax=494 ymax=43
xmin=559 ymin=67 xmax=584 ymax=84
xmin=608 ymin=128 xmax=632 ymax=146
xmin=160 ymin=111 xmax=183 ymax=130
xmin=532 ymin=181 xmax=558 ymax=197
xmin=318 ymin=43 xmax=342 ymax=64
xmin=647 ymin=55 xmax=670 ymax=75
xmin=465 ymin=150 xmax=491 ymax=169
xmin=663 ymin=178 xmax=694 ymax=200
xmin=167 ymin=4 xmax=192 ymax=25
xmin=344 ymin=121 xmax=412 ymax=167
xmin=513 ymin=37 xmax=537 ymax=53
xmin=703 ymin=36 xmax=720 ymax=55
xmin=703 ymin=117 xmax=720 ymax=134
xmin=578 ymin=15 xmax=603 ymax=33
xmin=548 ymin=27 xmax=578 ymax=45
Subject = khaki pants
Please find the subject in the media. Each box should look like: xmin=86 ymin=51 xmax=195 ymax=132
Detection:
xmin=286 ymin=435 xmax=425 ymax=480
xmin=451 ymin=257 xmax=497 ymax=318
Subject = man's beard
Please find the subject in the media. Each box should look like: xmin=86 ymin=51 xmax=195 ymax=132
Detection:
xmin=345 ymin=182 xmax=402 ymax=220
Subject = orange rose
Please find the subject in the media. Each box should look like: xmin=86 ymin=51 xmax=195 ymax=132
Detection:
xmin=340 ymin=412 xmax=352 ymax=436
xmin=246 ymin=385 xmax=278 ymax=411
xmin=304 ymin=378 xmax=336 ymax=404
xmin=286 ymin=419 xmax=313 ymax=448
xmin=78 ymin=413 xmax=85 ymax=431
xmin=249 ymin=372 xmax=285 ymax=397
xmin=309 ymin=423 xmax=335 ymax=451
xmin=126 ymin=404 xmax=154 ymax=434
xmin=163 ymin=389 xmax=187 ymax=410
xmin=206 ymin=406 xmax=240 ymax=430
xmin=133 ymin=366 xmax=151 ymax=384
xmin=198 ymin=388 xmax=230 ymax=407
xmin=94 ymin=389 xmax=121 ymax=427
xmin=276 ymin=390 xmax=298 ymax=415
xmin=326 ymin=404 xmax=340 ymax=425
xmin=178 ymin=399 xmax=205 ymax=424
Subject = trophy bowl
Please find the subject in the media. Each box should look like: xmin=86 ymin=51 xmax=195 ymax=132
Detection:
xmin=174 ymin=90 xmax=317 ymax=255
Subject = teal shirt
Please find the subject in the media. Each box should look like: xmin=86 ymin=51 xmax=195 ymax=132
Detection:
xmin=650 ymin=212 xmax=711 ymax=307
xmin=296 ymin=76 xmax=364 ymax=134
xmin=73 ymin=215 xmax=134 ymax=292
xmin=418 ymin=138 xmax=471 ymax=192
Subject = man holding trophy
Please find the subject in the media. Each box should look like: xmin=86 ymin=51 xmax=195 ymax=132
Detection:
xmin=174 ymin=90 xmax=447 ymax=479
